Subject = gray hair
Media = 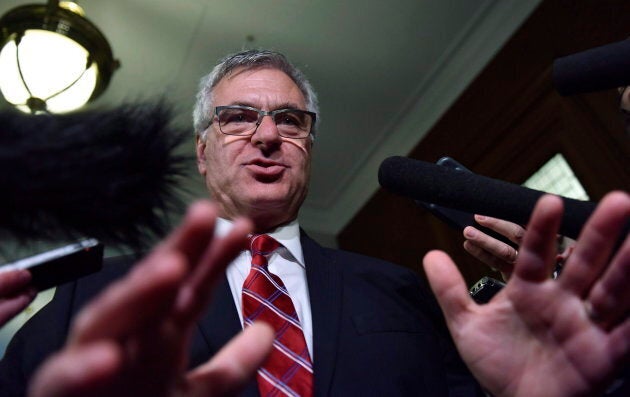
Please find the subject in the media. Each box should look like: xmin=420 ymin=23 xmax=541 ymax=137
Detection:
xmin=192 ymin=49 xmax=319 ymax=140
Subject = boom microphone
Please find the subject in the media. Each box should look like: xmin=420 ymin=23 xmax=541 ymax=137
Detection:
xmin=0 ymin=102 xmax=191 ymax=250
xmin=378 ymin=156 xmax=596 ymax=240
xmin=553 ymin=38 xmax=630 ymax=96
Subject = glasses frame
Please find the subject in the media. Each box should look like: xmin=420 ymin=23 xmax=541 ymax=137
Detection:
xmin=212 ymin=105 xmax=316 ymax=139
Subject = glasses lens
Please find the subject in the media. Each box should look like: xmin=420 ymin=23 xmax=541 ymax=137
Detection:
xmin=217 ymin=107 xmax=259 ymax=135
xmin=274 ymin=109 xmax=312 ymax=138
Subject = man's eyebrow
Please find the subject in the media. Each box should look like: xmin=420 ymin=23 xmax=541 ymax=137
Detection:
xmin=228 ymin=101 xmax=256 ymax=108
xmin=225 ymin=101 xmax=305 ymax=110
xmin=273 ymin=102 xmax=304 ymax=110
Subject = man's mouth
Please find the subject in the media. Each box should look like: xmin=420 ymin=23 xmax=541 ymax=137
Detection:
xmin=244 ymin=159 xmax=287 ymax=179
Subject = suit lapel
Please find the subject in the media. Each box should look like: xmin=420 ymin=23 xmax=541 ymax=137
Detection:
xmin=197 ymin=275 xmax=241 ymax=353
xmin=302 ymin=232 xmax=343 ymax=397
xmin=196 ymin=276 xmax=259 ymax=397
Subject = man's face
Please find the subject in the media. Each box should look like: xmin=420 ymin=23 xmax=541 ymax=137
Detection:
xmin=196 ymin=67 xmax=312 ymax=230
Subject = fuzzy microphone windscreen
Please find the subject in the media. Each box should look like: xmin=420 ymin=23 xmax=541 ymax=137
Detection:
xmin=0 ymin=101 xmax=192 ymax=250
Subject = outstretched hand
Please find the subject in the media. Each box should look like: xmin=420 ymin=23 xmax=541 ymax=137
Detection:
xmin=28 ymin=201 xmax=274 ymax=397
xmin=424 ymin=192 xmax=630 ymax=397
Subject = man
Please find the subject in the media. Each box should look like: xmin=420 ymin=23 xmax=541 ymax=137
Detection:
xmin=1 ymin=49 xmax=629 ymax=397
xmin=1 ymin=49 xmax=481 ymax=396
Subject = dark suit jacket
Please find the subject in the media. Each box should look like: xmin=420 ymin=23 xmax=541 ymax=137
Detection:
xmin=0 ymin=233 xmax=482 ymax=396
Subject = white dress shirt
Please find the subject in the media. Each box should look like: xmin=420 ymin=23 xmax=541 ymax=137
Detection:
xmin=215 ymin=218 xmax=314 ymax=359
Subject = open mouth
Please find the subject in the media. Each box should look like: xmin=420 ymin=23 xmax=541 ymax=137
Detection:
xmin=245 ymin=160 xmax=286 ymax=180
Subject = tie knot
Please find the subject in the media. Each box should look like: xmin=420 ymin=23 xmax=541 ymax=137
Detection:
xmin=249 ymin=234 xmax=281 ymax=257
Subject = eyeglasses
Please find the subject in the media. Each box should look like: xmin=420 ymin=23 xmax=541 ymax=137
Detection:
xmin=213 ymin=105 xmax=316 ymax=139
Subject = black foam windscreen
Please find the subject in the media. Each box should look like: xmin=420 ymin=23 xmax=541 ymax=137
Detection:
xmin=553 ymin=39 xmax=630 ymax=96
xmin=378 ymin=156 xmax=597 ymax=240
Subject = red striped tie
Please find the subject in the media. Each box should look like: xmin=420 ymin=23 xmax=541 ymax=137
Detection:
xmin=242 ymin=234 xmax=313 ymax=397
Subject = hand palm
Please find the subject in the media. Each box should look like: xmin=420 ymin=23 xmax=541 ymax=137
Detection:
xmin=424 ymin=193 xmax=630 ymax=397
xmin=28 ymin=202 xmax=274 ymax=397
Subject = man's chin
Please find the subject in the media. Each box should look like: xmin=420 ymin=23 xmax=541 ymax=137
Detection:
xmin=242 ymin=189 xmax=302 ymax=212
xmin=241 ymin=196 xmax=299 ymax=227
xmin=246 ymin=195 xmax=292 ymax=210
xmin=252 ymin=174 xmax=283 ymax=183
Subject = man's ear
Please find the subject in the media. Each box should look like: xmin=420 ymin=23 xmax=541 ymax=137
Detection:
xmin=196 ymin=136 xmax=208 ymax=176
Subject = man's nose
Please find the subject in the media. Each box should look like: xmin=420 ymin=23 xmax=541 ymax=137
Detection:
xmin=251 ymin=115 xmax=281 ymax=146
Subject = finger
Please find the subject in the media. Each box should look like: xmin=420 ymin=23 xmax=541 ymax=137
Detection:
xmin=463 ymin=227 xmax=518 ymax=266
xmin=423 ymin=250 xmax=472 ymax=327
xmin=70 ymin=251 xmax=186 ymax=345
xmin=153 ymin=200 xmax=220 ymax=270
xmin=586 ymin=234 xmax=630 ymax=328
xmin=69 ymin=202 xmax=222 ymax=345
xmin=187 ymin=322 xmax=274 ymax=396
xmin=474 ymin=215 xmax=525 ymax=245
xmin=0 ymin=269 xmax=32 ymax=295
xmin=607 ymin=316 xmax=630 ymax=368
xmin=0 ymin=289 xmax=37 ymax=326
xmin=463 ymin=241 xmax=514 ymax=280
xmin=560 ymin=191 xmax=630 ymax=296
xmin=174 ymin=217 xmax=252 ymax=322
xmin=28 ymin=341 xmax=122 ymax=397
xmin=513 ymin=195 xmax=563 ymax=282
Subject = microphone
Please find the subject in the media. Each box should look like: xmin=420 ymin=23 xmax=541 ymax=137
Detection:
xmin=0 ymin=101 xmax=192 ymax=250
xmin=553 ymin=38 xmax=630 ymax=96
xmin=378 ymin=156 xmax=597 ymax=240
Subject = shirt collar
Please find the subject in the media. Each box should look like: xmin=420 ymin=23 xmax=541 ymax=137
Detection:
xmin=215 ymin=217 xmax=305 ymax=267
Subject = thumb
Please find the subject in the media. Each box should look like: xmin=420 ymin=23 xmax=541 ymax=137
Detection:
xmin=423 ymin=250 xmax=472 ymax=327
xmin=186 ymin=322 xmax=274 ymax=396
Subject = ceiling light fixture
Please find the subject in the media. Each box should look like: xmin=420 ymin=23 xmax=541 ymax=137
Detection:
xmin=0 ymin=0 xmax=119 ymax=113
